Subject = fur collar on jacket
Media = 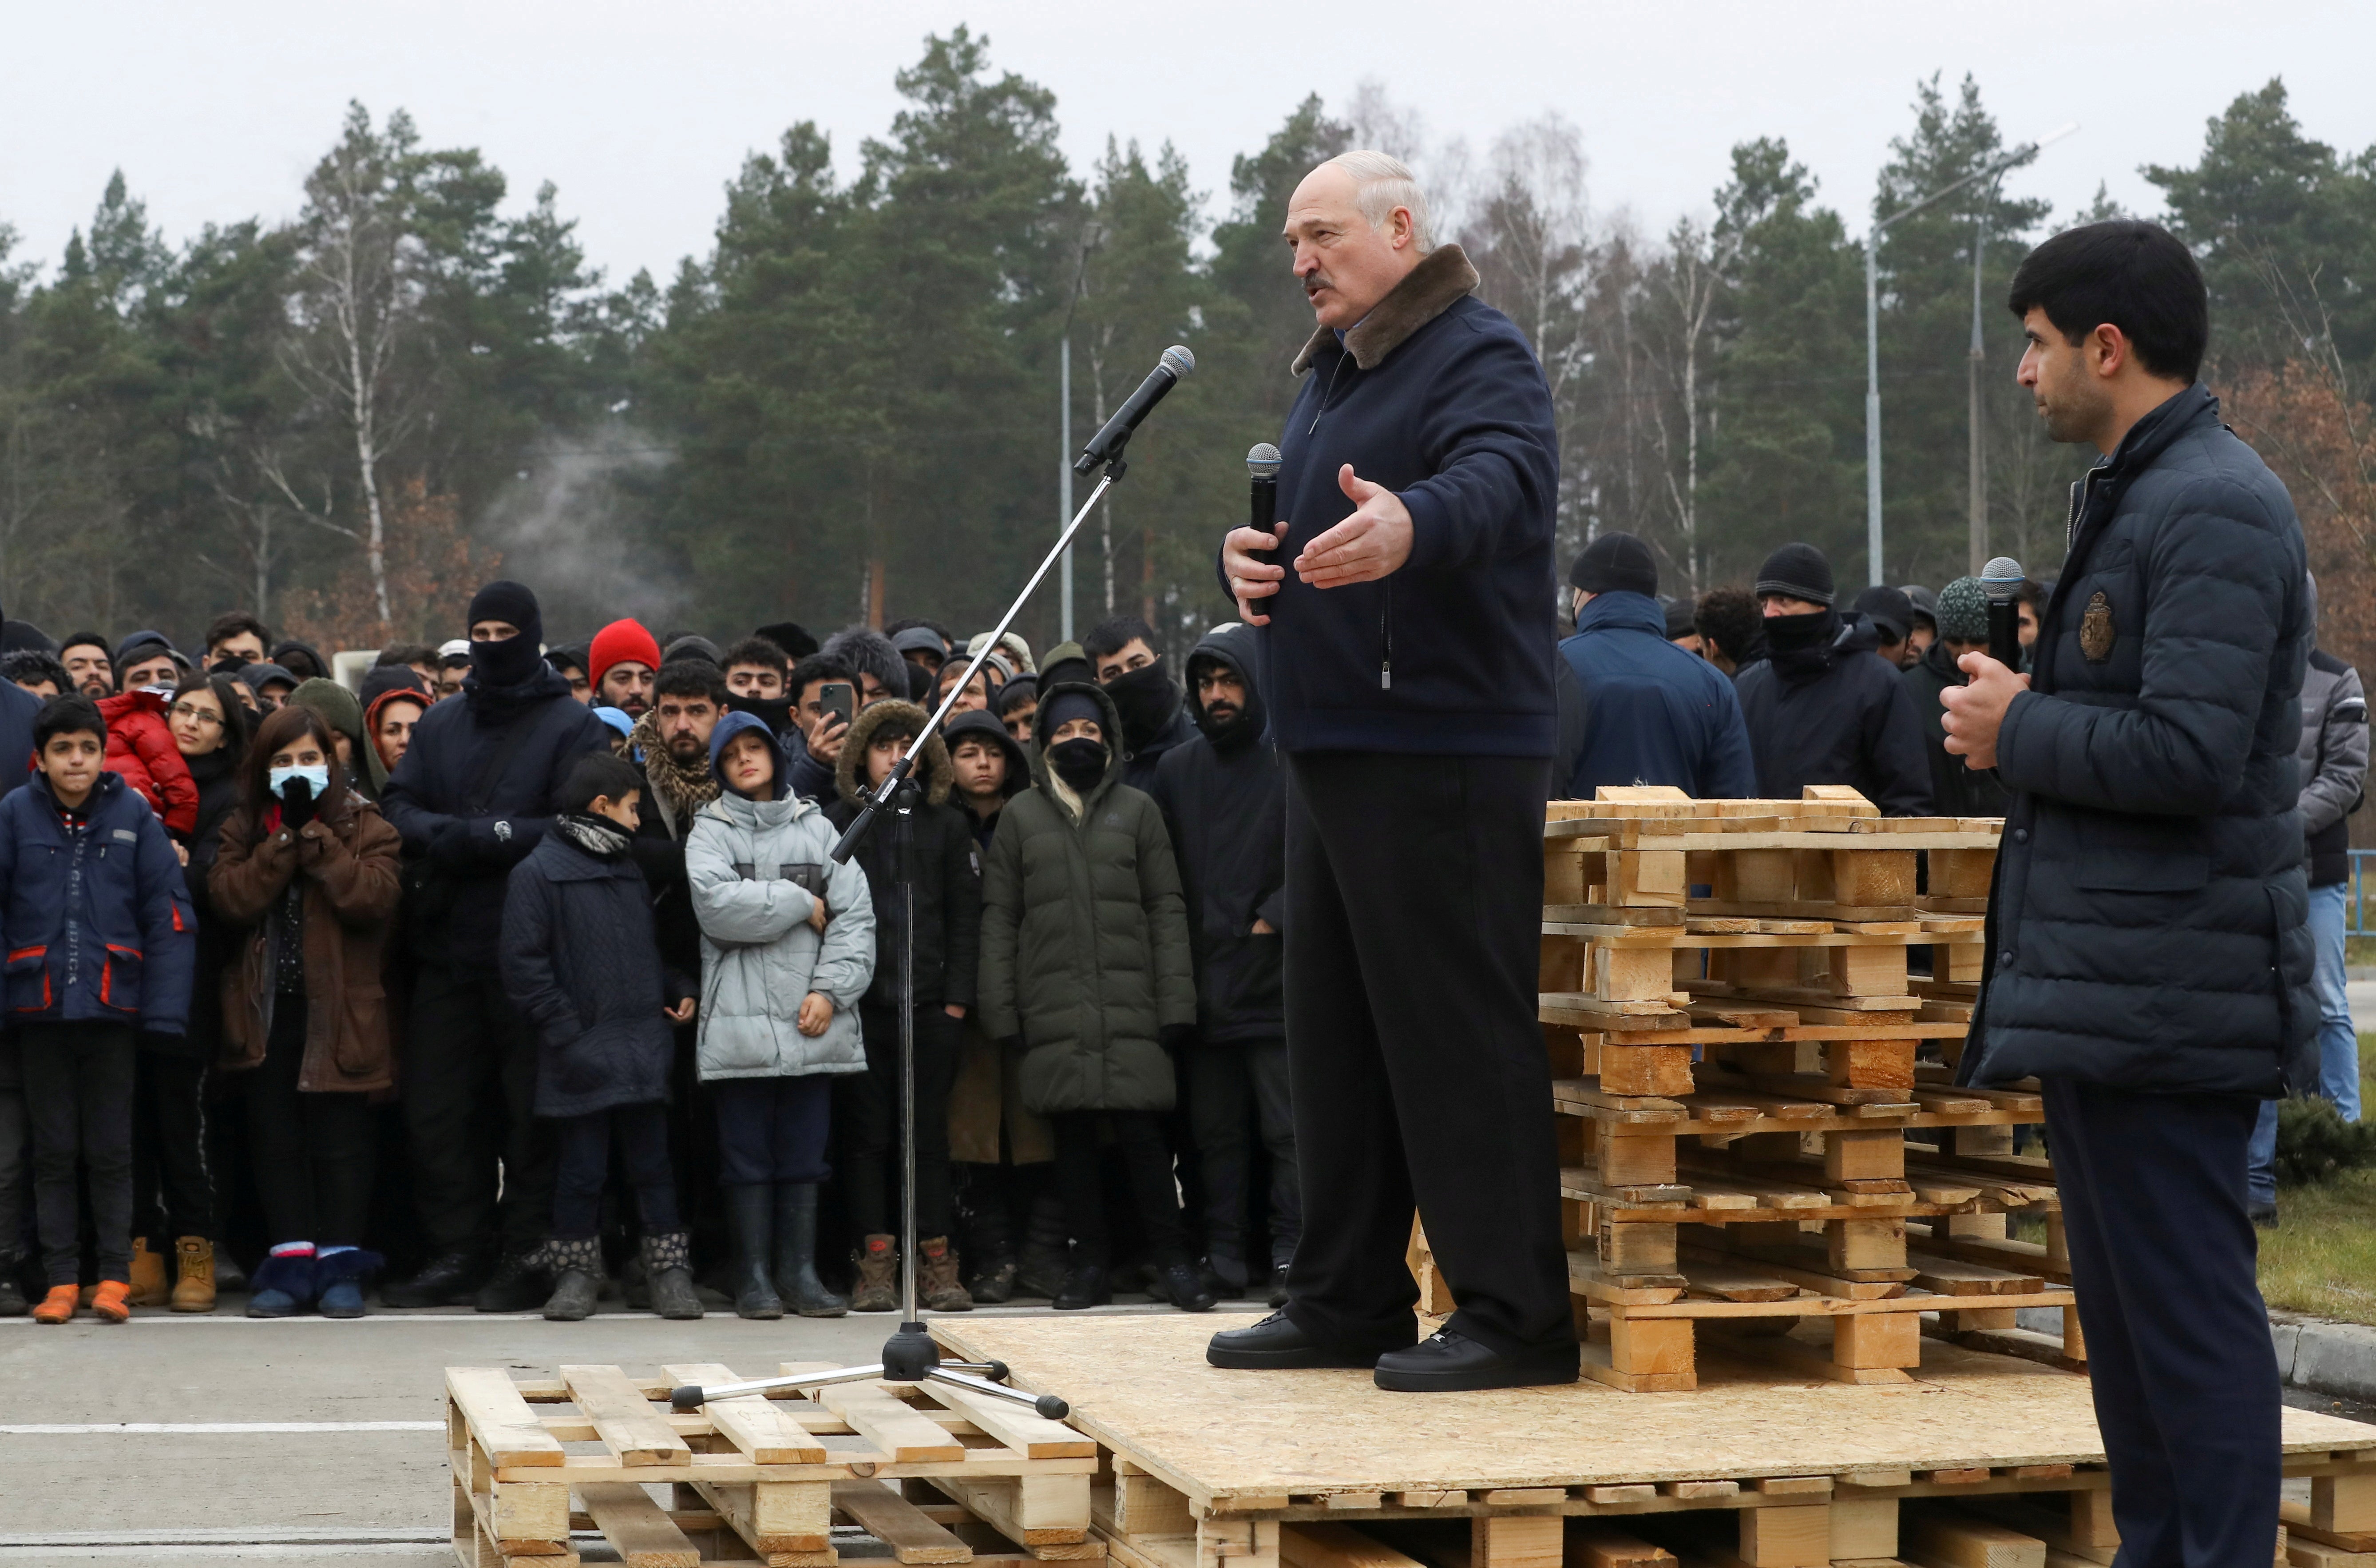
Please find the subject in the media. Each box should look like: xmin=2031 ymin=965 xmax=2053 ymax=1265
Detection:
xmin=1291 ymin=244 xmax=1481 ymax=376
xmin=834 ymin=700 xmax=954 ymax=806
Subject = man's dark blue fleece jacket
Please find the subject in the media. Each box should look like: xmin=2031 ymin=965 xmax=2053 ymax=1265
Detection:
xmin=1555 ymin=590 xmax=1757 ymax=799
xmin=1234 ymin=245 xmax=1559 ymax=756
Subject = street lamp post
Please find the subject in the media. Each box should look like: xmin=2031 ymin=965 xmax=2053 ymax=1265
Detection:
xmin=1862 ymin=123 xmax=2076 ymax=587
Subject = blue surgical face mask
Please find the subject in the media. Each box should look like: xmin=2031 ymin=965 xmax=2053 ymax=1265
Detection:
xmin=269 ymin=764 xmax=331 ymax=799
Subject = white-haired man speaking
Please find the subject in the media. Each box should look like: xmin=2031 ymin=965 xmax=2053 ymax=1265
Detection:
xmin=1207 ymin=151 xmax=1573 ymax=1392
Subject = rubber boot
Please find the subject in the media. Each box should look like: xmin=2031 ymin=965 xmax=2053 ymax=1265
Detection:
xmin=542 ymin=1237 xmax=604 ymax=1322
xmin=919 ymin=1237 xmax=972 ymax=1312
xmin=170 ymin=1237 xmax=216 ymax=1313
xmin=127 ymin=1238 xmax=169 ymax=1306
xmin=850 ymin=1235 xmax=899 ymax=1312
xmin=771 ymin=1184 xmax=847 ymax=1318
xmin=725 ymin=1186 xmax=784 ymax=1320
xmin=642 ymin=1232 xmax=705 ymax=1322
xmin=1015 ymin=1188 xmax=1070 ymax=1300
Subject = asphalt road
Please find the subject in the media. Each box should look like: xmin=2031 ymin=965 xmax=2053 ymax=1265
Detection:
xmin=0 ymin=1299 xmax=1169 ymax=1565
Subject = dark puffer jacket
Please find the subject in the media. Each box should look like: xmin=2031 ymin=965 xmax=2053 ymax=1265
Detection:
xmin=380 ymin=662 xmax=610 ymax=970
xmin=977 ymin=682 xmax=1195 ymax=1113
xmin=1735 ymin=624 xmax=1933 ymax=816
xmin=1960 ymin=385 xmax=2316 ymax=1095
xmin=499 ymin=824 xmax=681 ymax=1118
xmin=824 ymin=701 xmax=982 ymax=1011
xmin=1149 ymin=626 xmax=1286 ymax=1043
xmin=1901 ymin=639 xmax=2009 ymax=818
xmin=0 ymin=771 xmax=196 ymax=1034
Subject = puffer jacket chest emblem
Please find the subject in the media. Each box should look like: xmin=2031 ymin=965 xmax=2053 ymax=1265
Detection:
xmin=2081 ymin=592 xmax=2115 ymax=663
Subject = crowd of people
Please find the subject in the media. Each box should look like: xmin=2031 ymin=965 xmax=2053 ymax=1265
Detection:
xmin=0 ymin=507 xmax=2355 ymax=1323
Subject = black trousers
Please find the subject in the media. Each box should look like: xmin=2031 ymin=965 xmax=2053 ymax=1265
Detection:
xmin=21 ymin=1022 xmax=137 ymax=1286
xmin=0 ymin=1069 xmax=24 ymax=1267
xmin=1049 ymin=1111 xmax=1186 ymax=1267
xmin=1186 ymin=1037 xmax=1299 ymax=1274
xmin=842 ymin=1004 xmax=960 ymax=1238
xmin=132 ymin=1049 xmax=214 ymax=1242
xmin=242 ymin=1001 xmax=375 ymax=1248
xmin=552 ymin=1101 xmax=679 ymax=1240
xmin=401 ymin=966 xmax=553 ymax=1257
xmin=2043 ymin=1076 xmax=2279 ymax=1565
xmin=1279 ymin=752 xmax=1572 ymax=1359
xmin=713 ymin=1075 xmax=834 ymax=1188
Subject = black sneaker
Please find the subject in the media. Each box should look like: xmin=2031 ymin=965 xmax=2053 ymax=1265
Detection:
xmin=1267 ymin=1264 xmax=1290 ymax=1309
xmin=381 ymin=1249 xmax=487 ymax=1310
xmin=1371 ymin=1330 xmax=1579 ymax=1393
xmin=1157 ymin=1262 xmax=1216 ymax=1314
xmin=1205 ymin=1311 xmax=1406 ymax=1370
xmin=0 ymin=1269 xmax=24 ymax=1317
xmin=2249 ymin=1203 xmax=2280 ymax=1230
xmin=1052 ymin=1263 xmax=1111 ymax=1311
xmin=474 ymin=1248 xmax=552 ymax=1313
xmin=967 ymin=1258 xmax=1018 ymax=1305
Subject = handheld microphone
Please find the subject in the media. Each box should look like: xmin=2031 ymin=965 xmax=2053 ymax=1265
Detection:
xmin=1247 ymin=440 xmax=1280 ymax=539
xmin=1074 ymin=345 xmax=1194 ymax=474
xmin=1980 ymin=555 xmax=2025 ymax=670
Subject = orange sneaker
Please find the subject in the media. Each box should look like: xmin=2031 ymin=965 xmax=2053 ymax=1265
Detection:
xmin=91 ymin=1280 xmax=132 ymax=1323
xmin=32 ymin=1284 xmax=78 ymax=1324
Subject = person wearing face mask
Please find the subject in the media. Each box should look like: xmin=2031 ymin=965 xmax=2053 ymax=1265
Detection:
xmin=208 ymin=705 xmax=402 ymax=1317
xmin=1147 ymin=625 xmax=1298 ymax=1307
xmin=379 ymin=580 xmax=612 ymax=1313
xmin=1084 ymin=617 xmax=1199 ymax=792
xmin=1732 ymin=543 xmax=1932 ymax=817
xmin=976 ymin=683 xmax=1208 ymax=1314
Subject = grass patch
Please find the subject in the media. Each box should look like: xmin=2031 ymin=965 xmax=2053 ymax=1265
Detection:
xmin=2256 ymin=1033 xmax=2376 ymax=1324
xmin=2260 ymin=1165 xmax=2376 ymax=1323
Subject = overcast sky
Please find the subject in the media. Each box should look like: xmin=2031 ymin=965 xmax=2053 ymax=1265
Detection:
xmin=3 ymin=0 xmax=2368 ymax=289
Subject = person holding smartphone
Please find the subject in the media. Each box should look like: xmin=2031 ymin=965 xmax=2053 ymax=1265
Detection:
xmin=208 ymin=705 xmax=403 ymax=1318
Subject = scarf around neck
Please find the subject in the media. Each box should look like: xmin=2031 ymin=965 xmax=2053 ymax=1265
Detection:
xmin=630 ymin=709 xmax=720 ymax=830
xmin=555 ymin=812 xmax=631 ymax=859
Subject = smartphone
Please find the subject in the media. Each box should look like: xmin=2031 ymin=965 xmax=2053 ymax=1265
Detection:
xmin=819 ymin=681 xmax=855 ymax=729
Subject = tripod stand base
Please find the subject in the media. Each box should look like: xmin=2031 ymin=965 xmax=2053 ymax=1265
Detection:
xmin=883 ymin=1321 xmax=942 ymax=1382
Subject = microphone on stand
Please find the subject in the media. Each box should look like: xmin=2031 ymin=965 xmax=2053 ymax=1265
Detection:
xmin=1074 ymin=345 xmax=1195 ymax=474
xmin=1981 ymin=556 xmax=2026 ymax=670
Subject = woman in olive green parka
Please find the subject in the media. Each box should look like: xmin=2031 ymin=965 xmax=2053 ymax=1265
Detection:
xmin=975 ymin=681 xmax=1208 ymax=1313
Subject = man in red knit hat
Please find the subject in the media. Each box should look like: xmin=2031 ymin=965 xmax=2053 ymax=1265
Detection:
xmin=590 ymin=619 xmax=661 ymax=721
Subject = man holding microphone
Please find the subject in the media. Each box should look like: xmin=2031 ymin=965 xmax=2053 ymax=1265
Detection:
xmin=1943 ymin=221 xmax=2314 ymax=1560
xmin=1205 ymin=151 xmax=1573 ymax=1392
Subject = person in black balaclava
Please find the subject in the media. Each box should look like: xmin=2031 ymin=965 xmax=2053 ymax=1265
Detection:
xmin=1083 ymin=615 xmax=1198 ymax=791
xmin=1147 ymin=624 xmax=1298 ymax=1308
xmin=378 ymin=579 xmax=612 ymax=1312
xmin=1733 ymin=543 xmax=1932 ymax=816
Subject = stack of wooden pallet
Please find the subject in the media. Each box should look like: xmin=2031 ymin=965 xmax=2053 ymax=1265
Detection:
xmin=1519 ymin=785 xmax=2073 ymax=1392
xmin=446 ymin=1361 xmax=1097 ymax=1567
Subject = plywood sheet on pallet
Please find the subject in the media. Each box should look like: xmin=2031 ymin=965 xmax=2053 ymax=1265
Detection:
xmin=929 ymin=1315 xmax=2375 ymax=1510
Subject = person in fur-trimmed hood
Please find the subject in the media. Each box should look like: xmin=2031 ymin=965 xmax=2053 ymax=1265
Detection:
xmin=823 ymin=701 xmax=982 ymax=1314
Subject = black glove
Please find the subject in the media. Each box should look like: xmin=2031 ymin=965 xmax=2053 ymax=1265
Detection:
xmin=279 ymin=777 xmax=317 ymax=831
xmin=1160 ymin=1024 xmax=1197 ymax=1052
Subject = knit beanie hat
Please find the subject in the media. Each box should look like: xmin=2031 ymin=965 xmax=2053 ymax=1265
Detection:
xmin=1851 ymin=585 xmax=1915 ymax=643
xmin=1755 ymin=543 xmax=1834 ymax=607
xmin=589 ymin=618 xmax=662 ymax=690
xmin=662 ymin=634 xmax=721 ymax=667
xmin=1663 ymin=598 xmax=1699 ymax=640
xmin=1935 ymin=577 xmax=1989 ymax=644
xmin=467 ymin=580 xmax=542 ymax=642
xmin=1569 ymin=531 xmax=1659 ymax=598
xmin=1037 ymin=688 xmax=1105 ymax=738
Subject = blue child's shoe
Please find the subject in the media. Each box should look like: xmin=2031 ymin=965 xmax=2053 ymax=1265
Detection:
xmin=245 ymin=1249 xmax=317 ymax=1318
xmin=315 ymin=1248 xmax=383 ymax=1319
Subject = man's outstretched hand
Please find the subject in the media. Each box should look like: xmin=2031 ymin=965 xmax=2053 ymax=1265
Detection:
xmin=1295 ymin=466 xmax=1412 ymax=589
xmin=1225 ymin=522 xmax=1289 ymax=626
xmin=1941 ymin=651 xmax=2030 ymax=771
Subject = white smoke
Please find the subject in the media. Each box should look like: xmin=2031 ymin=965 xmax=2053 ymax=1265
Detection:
xmin=478 ymin=420 xmax=674 ymax=642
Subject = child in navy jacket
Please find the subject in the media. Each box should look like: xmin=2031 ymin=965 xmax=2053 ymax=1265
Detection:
xmin=0 ymin=697 xmax=195 ymax=1323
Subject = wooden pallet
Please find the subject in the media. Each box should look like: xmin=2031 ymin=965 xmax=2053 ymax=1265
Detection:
xmin=927 ymin=1315 xmax=2376 ymax=1568
xmin=446 ymin=1362 xmax=1099 ymax=1567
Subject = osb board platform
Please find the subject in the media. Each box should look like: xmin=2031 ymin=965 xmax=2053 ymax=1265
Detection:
xmin=930 ymin=1312 xmax=2376 ymax=1508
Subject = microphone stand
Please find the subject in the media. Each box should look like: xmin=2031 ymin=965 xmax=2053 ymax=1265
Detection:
xmin=669 ymin=453 xmax=1134 ymax=1421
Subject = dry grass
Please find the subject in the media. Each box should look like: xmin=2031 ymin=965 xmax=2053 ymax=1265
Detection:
xmin=2256 ymin=1033 xmax=2376 ymax=1325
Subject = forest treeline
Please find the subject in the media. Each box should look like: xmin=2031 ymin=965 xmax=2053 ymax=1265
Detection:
xmin=1 ymin=32 xmax=2372 ymax=665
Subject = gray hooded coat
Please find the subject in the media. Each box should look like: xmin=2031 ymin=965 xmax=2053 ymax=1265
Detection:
xmin=687 ymin=711 xmax=877 ymax=1081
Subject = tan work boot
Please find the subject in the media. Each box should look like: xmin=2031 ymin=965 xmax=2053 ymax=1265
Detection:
xmin=850 ymin=1235 xmax=899 ymax=1312
xmin=170 ymin=1237 xmax=216 ymax=1313
xmin=918 ymin=1237 xmax=972 ymax=1313
xmin=127 ymin=1239 xmax=170 ymax=1307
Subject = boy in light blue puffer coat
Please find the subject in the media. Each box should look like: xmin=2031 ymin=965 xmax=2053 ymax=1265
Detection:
xmin=687 ymin=710 xmax=875 ymax=1319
